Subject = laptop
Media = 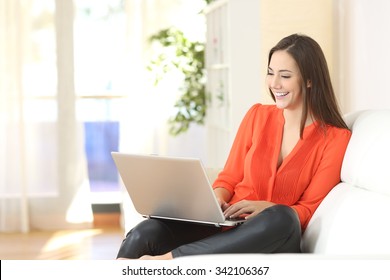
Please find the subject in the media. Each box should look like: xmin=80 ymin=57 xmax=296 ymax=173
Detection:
xmin=111 ymin=152 xmax=245 ymax=227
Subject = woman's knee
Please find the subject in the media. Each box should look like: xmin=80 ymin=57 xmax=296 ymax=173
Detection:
xmin=126 ymin=219 xmax=170 ymax=243
xmin=259 ymin=205 xmax=302 ymax=252
xmin=266 ymin=205 xmax=300 ymax=232
xmin=245 ymin=204 xmax=301 ymax=241
xmin=117 ymin=219 xmax=172 ymax=258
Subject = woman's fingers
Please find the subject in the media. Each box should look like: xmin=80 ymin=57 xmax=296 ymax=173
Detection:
xmin=223 ymin=200 xmax=275 ymax=220
xmin=217 ymin=198 xmax=231 ymax=211
xmin=223 ymin=200 xmax=252 ymax=218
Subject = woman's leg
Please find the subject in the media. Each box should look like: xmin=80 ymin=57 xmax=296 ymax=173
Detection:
xmin=116 ymin=218 xmax=221 ymax=259
xmin=172 ymin=205 xmax=301 ymax=257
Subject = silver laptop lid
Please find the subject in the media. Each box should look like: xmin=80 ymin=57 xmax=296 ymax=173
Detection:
xmin=111 ymin=152 xmax=235 ymax=226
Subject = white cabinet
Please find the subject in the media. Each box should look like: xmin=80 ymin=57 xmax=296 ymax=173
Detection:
xmin=204 ymin=0 xmax=261 ymax=168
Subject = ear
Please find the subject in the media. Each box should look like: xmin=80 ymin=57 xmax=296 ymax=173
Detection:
xmin=306 ymin=80 xmax=312 ymax=88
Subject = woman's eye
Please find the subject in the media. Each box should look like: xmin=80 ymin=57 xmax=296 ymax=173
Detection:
xmin=281 ymin=75 xmax=291 ymax=79
xmin=267 ymin=72 xmax=274 ymax=76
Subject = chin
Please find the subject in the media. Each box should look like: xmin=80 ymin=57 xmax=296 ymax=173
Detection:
xmin=275 ymin=102 xmax=288 ymax=109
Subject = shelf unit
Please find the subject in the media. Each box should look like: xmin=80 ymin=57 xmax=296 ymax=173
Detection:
xmin=204 ymin=0 xmax=261 ymax=168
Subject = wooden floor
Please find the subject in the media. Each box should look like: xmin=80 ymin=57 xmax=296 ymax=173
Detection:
xmin=0 ymin=215 xmax=125 ymax=260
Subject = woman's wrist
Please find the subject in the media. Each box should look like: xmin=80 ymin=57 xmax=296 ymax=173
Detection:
xmin=214 ymin=187 xmax=232 ymax=203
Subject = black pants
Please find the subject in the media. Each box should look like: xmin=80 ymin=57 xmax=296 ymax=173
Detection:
xmin=116 ymin=204 xmax=301 ymax=259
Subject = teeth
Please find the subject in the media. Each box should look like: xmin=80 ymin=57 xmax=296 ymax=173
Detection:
xmin=275 ymin=92 xmax=288 ymax=97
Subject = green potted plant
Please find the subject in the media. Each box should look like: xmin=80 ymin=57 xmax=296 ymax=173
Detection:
xmin=147 ymin=27 xmax=207 ymax=136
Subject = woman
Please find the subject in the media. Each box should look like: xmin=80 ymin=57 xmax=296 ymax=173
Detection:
xmin=116 ymin=33 xmax=352 ymax=260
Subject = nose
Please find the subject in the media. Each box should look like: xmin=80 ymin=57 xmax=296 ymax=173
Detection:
xmin=268 ymin=75 xmax=282 ymax=90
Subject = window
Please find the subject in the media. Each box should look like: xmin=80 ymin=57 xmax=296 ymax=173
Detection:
xmin=74 ymin=0 xmax=128 ymax=202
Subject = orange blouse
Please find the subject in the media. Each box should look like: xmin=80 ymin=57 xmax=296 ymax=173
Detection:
xmin=212 ymin=104 xmax=351 ymax=231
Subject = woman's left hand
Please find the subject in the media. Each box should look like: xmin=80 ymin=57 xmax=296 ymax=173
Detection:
xmin=223 ymin=200 xmax=276 ymax=220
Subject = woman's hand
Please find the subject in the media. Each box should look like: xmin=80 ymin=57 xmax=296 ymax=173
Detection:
xmin=223 ymin=200 xmax=276 ymax=220
xmin=214 ymin=187 xmax=232 ymax=211
xmin=216 ymin=197 xmax=231 ymax=211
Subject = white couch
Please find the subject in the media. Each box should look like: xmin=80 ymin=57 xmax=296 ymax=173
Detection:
xmin=121 ymin=109 xmax=390 ymax=257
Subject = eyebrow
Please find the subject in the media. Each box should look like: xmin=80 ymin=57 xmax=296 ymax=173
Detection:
xmin=268 ymin=67 xmax=293 ymax=73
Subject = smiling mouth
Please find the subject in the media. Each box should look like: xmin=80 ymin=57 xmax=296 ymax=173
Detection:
xmin=275 ymin=92 xmax=289 ymax=97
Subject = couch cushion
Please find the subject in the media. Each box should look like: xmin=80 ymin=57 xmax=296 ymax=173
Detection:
xmin=302 ymin=183 xmax=390 ymax=254
xmin=341 ymin=110 xmax=390 ymax=196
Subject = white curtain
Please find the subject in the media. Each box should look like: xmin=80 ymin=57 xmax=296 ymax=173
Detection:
xmin=0 ymin=0 xmax=93 ymax=232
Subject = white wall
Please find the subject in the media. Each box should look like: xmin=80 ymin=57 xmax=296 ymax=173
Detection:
xmin=229 ymin=0 xmax=261 ymax=137
xmin=338 ymin=0 xmax=390 ymax=113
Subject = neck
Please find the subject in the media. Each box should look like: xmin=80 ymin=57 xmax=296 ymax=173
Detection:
xmin=283 ymin=108 xmax=314 ymax=128
xmin=283 ymin=109 xmax=302 ymax=126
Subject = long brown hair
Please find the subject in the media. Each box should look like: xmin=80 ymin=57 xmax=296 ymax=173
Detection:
xmin=268 ymin=34 xmax=349 ymax=137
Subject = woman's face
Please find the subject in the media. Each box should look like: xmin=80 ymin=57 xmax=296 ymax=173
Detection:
xmin=267 ymin=50 xmax=304 ymax=111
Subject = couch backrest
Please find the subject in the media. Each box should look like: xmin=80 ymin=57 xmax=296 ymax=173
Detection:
xmin=342 ymin=110 xmax=390 ymax=196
